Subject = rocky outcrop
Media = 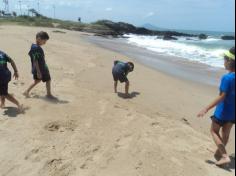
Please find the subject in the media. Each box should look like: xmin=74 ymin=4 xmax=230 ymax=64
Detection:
xmin=163 ymin=34 xmax=178 ymax=40
xmin=94 ymin=20 xmax=196 ymax=37
xmin=198 ymin=34 xmax=208 ymax=40
xmin=221 ymin=35 xmax=235 ymax=40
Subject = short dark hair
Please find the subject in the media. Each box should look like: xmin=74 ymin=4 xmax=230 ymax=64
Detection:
xmin=128 ymin=62 xmax=134 ymax=71
xmin=36 ymin=31 xmax=50 ymax=40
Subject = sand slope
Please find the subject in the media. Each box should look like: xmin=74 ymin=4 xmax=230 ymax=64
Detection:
xmin=0 ymin=25 xmax=235 ymax=176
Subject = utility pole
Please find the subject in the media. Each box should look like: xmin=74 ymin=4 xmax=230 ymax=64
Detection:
xmin=53 ymin=4 xmax=55 ymax=19
xmin=18 ymin=0 xmax=22 ymax=15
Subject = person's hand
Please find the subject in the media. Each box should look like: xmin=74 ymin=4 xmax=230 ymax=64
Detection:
xmin=13 ymin=72 xmax=19 ymax=80
xmin=197 ymin=108 xmax=208 ymax=118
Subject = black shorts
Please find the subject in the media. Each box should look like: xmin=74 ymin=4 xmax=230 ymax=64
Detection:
xmin=0 ymin=83 xmax=8 ymax=96
xmin=211 ymin=116 xmax=235 ymax=126
xmin=112 ymin=71 xmax=128 ymax=83
xmin=33 ymin=73 xmax=51 ymax=82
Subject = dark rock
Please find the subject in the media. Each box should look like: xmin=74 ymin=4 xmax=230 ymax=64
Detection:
xmin=163 ymin=34 xmax=178 ymax=40
xmin=186 ymin=38 xmax=193 ymax=40
xmin=135 ymin=27 xmax=153 ymax=35
xmin=156 ymin=36 xmax=163 ymax=39
xmin=199 ymin=34 xmax=208 ymax=40
xmin=93 ymin=20 xmax=197 ymax=37
xmin=221 ymin=35 xmax=235 ymax=40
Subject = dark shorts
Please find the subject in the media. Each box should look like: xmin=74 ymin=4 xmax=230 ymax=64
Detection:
xmin=33 ymin=73 xmax=51 ymax=83
xmin=112 ymin=71 xmax=128 ymax=83
xmin=0 ymin=83 xmax=8 ymax=96
xmin=211 ymin=116 xmax=235 ymax=126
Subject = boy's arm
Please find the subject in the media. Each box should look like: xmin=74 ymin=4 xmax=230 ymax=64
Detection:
xmin=197 ymin=93 xmax=226 ymax=117
xmin=9 ymin=58 xmax=19 ymax=80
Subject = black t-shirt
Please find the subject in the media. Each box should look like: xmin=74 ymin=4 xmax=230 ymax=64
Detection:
xmin=0 ymin=51 xmax=11 ymax=69
xmin=113 ymin=61 xmax=130 ymax=76
xmin=0 ymin=51 xmax=11 ymax=83
xmin=29 ymin=44 xmax=49 ymax=75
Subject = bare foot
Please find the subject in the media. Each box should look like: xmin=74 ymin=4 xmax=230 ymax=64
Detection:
xmin=214 ymin=149 xmax=222 ymax=161
xmin=46 ymin=94 xmax=58 ymax=100
xmin=216 ymin=156 xmax=231 ymax=166
xmin=23 ymin=92 xmax=30 ymax=98
xmin=17 ymin=104 xmax=25 ymax=113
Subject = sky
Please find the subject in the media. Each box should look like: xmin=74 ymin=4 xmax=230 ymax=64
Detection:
xmin=1 ymin=0 xmax=235 ymax=32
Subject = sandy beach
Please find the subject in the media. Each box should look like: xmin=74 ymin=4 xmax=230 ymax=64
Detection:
xmin=0 ymin=25 xmax=235 ymax=176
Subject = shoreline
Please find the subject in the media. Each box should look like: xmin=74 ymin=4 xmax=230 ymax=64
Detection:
xmin=85 ymin=35 xmax=225 ymax=87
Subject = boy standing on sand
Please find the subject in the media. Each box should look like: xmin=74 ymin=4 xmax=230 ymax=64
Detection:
xmin=198 ymin=47 xmax=235 ymax=166
xmin=24 ymin=31 xmax=55 ymax=99
xmin=0 ymin=50 xmax=22 ymax=110
xmin=112 ymin=60 xmax=134 ymax=96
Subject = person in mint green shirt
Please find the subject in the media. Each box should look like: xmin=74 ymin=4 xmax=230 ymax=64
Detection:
xmin=0 ymin=50 xmax=23 ymax=111
xmin=198 ymin=47 xmax=235 ymax=167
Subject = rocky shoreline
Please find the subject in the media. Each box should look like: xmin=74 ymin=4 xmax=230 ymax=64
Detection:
xmin=1 ymin=17 xmax=235 ymax=40
xmin=90 ymin=20 xmax=235 ymax=41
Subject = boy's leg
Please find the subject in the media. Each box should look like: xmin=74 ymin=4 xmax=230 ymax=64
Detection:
xmin=222 ymin=123 xmax=234 ymax=146
xmin=0 ymin=83 xmax=8 ymax=108
xmin=5 ymin=94 xmax=23 ymax=111
xmin=114 ymin=81 xmax=118 ymax=93
xmin=211 ymin=121 xmax=231 ymax=166
xmin=125 ymin=81 xmax=130 ymax=95
xmin=24 ymin=80 xmax=41 ymax=97
xmin=215 ymin=123 xmax=234 ymax=159
xmin=0 ymin=96 xmax=6 ymax=108
xmin=46 ymin=81 xmax=56 ymax=99
xmin=46 ymin=80 xmax=52 ymax=96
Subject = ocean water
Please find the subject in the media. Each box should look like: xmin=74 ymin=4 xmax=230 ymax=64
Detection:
xmin=123 ymin=31 xmax=235 ymax=68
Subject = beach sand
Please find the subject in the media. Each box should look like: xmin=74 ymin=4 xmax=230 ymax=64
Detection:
xmin=0 ymin=25 xmax=235 ymax=176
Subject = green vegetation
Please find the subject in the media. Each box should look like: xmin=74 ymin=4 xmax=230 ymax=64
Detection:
xmin=0 ymin=16 xmax=117 ymax=36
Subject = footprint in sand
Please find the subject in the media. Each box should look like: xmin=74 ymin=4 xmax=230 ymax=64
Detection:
xmin=79 ymin=145 xmax=101 ymax=170
xmin=135 ymin=161 xmax=143 ymax=170
xmin=44 ymin=120 xmax=77 ymax=132
xmin=151 ymin=122 xmax=160 ymax=127
xmin=25 ymin=147 xmax=46 ymax=162
xmin=39 ymin=159 xmax=76 ymax=176
xmin=25 ymin=148 xmax=41 ymax=162
xmin=12 ymin=81 xmax=25 ymax=86
xmin=115 ymin=134 xmax=133 ymax=150
xmin=181 ymin=118 xmax=191 ymax=126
